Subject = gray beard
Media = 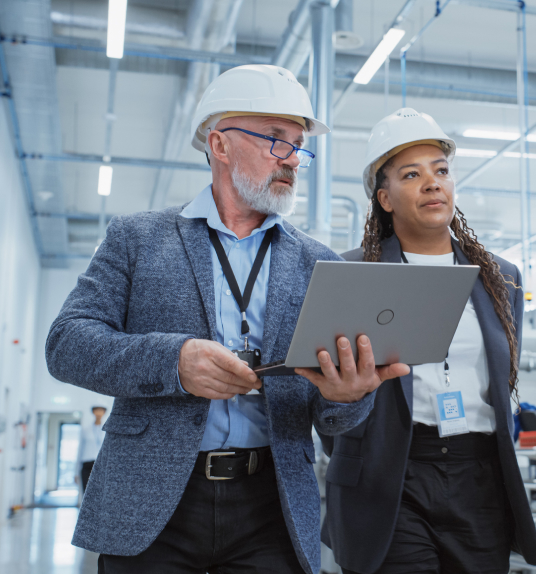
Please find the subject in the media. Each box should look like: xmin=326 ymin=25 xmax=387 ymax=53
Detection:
xmin=231 ymin=167 xmax=298 ymax=216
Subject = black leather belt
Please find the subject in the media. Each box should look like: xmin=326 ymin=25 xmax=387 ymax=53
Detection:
xmin=194 ymin=447 xmax=272 ymax=480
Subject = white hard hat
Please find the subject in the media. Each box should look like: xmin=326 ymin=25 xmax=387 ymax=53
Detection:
xmin=191 ymin=64 xmax=330 ymax=153
xmin=363 ymin=108 xmax=456 ymax=199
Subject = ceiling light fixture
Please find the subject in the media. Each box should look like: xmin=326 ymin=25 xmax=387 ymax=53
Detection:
xmin=455 ymin=148 xmax=536 ymax=159
xmin=455 ymin=148 xmax=497 ymax=158
xmin=106 ymin=0 xmax=128 ymax=59
xmin=463 ymin=128 xmax=536 ymax=143
xmin=98 ymin=165 xmax=113 ymax=196
xmin=353 ymin=28 xmax=406 ymax=85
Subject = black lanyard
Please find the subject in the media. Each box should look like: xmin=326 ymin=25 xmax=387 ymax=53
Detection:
xmin=208 ymin=226 xmax=274 ymax=336
xmin=400 ymin=242 xmax=458 ymax=386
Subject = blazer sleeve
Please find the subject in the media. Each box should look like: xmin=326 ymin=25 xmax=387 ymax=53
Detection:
xmin=45 ymin=216 xmax=194 ymax=398
xmin=311 ymin=387 xmax=376 ymax=436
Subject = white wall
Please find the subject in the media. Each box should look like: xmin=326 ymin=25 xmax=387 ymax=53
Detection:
xmin=26 ymin=259 xmax=114 ymax=505
xmin=32 ymin=259 xmax=114 ymax=416
xmin=0 ymin=101 xmax=41 ymax=525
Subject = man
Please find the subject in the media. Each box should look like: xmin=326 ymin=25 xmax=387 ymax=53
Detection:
xmin=77 ymin=406 xmax=107 ymax=492
xmin=46 ymin=65 xmax=408 ymax=574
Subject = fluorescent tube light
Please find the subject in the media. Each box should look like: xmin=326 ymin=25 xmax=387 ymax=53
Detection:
xmin=455 ymin=148 xmax=497 ymax=158
xmin=455 ymin=148 xmax=536 ymax=159
xmin=98 ymin=165 xmax=113 ymax=196
xmin=353 ymin=28 xmax=406 ymax=85
xmin=504 ymin=151 xmax=536 ymax=159
xmin=107 ymin=0 xmax=128 ymax=59
xmin=463 ymin=128 xmax=536 ymax=143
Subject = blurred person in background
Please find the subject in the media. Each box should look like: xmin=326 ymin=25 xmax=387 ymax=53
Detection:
xmin=77 ymin=406 xmax=107 ymax=493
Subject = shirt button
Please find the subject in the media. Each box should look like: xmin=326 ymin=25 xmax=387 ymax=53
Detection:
xmin=226 ymin=289 xmax=231 ymax=296
xmin=231 ymin=396 xmax=237 ymax=403
xmin=441 ymin=447 xmax=448 ymax=454
xmin=228 ymin=340 xmax=234 ymax=347
xmin=235 ymin=243 xmax=240 ymax=249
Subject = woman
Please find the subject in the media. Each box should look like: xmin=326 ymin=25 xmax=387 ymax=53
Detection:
xmin=321 ymin=108 xmax=536 ymax=574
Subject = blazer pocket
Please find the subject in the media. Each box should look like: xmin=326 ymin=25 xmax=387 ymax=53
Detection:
xmin=325 ymin=453 xmax=363 ymax=487
xmin=303 ymin=441 xmax=316 ymax=464
xmin=102 ymin=414 xmax=149 ymax=435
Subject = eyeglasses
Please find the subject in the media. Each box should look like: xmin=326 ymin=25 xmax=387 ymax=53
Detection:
xmin=219 ymin=127 xmax=315 ymax=167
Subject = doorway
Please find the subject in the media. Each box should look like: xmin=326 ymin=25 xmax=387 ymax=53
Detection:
xmin=34 ymin=412 xmax=81 ymax=507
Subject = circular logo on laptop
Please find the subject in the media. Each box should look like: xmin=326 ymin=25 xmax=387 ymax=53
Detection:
xmin=377 ymin=309 xmax=394 ymax=325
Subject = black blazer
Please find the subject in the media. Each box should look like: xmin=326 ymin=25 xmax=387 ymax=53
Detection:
xmin=320 ymin=234 xmax=536 ymax=573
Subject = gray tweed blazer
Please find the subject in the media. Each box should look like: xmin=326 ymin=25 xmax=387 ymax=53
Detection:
xmin=45 ymin=205 xmax=376 ymax=574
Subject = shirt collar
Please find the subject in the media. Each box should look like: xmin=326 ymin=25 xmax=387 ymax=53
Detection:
xmin=181 ymin=184 xmax=294 ymax=240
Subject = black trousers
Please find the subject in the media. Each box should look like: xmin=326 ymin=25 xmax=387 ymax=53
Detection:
xmin=81 ymin=460 xmax=94 ymax=493
xmin=98 ymin=450 xmax=304 ymax=574
xmin=344 ymin=426 xmax=514 ymax=574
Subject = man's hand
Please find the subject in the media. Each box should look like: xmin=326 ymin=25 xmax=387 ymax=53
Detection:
xmin=295 ymin=335 xmax=409 ymax=403
xmin=178 ymin=339 xmax=262 ymax=400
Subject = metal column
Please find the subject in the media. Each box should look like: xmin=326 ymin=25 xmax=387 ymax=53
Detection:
xmin=384 ymin=55 xmax=390 ymax=117
xmin=99 ymin=58 xmax=119 ymax=243
xmin=517 ymin=4 xmax=531 ymax=286
xmin=308 ymin=1 xmax=334 ymax=246
xmin=400 ymin=50 xmax=407 ymax=107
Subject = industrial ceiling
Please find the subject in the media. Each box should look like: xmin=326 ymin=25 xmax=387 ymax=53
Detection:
xmin=1 ymin=0 xmax=536 ymax=267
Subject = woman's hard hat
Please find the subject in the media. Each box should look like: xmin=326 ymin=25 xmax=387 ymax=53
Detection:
xmin=363 ymin=108 xmax=456 ymax=199
xmin=191 ymin=64 xmax=330 ymax=153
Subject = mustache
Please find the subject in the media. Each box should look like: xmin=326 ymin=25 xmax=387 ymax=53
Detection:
xmin=269 ymin=168 xmax=297 ymax=186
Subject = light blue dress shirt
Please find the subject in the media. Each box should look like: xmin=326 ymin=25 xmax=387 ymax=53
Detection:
xmin=180 ymin=185 xmax=296 ymax=450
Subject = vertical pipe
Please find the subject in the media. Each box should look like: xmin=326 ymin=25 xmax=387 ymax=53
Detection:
xmin=522 ymin=3 xmax=532 ymax=279
xmin=98 ymin=195 xmax=107 ymax=241
xmin=98 ymin=59 xmax=119 ymax=243
xmin=400 ymin=50 xmax=407 ymax=107
xmin=517 ymin=6 xmax=530 ymax=287
xmin=309 ymin=1 xmax=334 ymax=246
xmin=384 ymin=55 xmax=390 ymax=117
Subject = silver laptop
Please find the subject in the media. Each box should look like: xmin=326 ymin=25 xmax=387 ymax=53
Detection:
xmin=254 ymin=260 xmax=480 ymax=376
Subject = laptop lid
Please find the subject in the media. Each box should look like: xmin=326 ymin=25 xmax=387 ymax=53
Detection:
xmin=279 ymin=260 xmax=480 ymax=369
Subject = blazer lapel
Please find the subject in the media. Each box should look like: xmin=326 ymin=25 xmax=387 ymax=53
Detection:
xmin=261 ymin=227 xmax=303 ymax=364
xmin=453 ymin=243 xmax=512 ymax=432
xmin=176 ymin=215 xmax=217 ymax=342
xmin=379 ymin=235 xmax=413 ymax=411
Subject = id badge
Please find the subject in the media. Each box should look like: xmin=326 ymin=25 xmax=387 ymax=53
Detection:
xmin=232 ymin=348 xmax=262 ymax=395
xmin=433 ymin=391 xmax=469 ymax=437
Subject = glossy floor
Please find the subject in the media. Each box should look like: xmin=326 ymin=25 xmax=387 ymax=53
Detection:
xmin=0 ymin=508 xmax=98 ymax=574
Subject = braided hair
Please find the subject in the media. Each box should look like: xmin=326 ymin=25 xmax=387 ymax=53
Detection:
xmin=362 ymin=159 xmax=521 ymax=401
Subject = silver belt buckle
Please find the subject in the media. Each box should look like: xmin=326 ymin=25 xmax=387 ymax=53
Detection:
xmin=205 ymin=451 xmax=235 ymax=480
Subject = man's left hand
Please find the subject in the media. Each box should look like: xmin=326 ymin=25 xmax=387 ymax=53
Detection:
xmin=295 ymin=335 xmax=410 ymax=403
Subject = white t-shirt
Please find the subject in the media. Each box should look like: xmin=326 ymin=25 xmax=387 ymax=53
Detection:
xmin=404 ymin=251 xmax=496 ymax=434
xmin=79 ymin=423 xmax=105 ymax=463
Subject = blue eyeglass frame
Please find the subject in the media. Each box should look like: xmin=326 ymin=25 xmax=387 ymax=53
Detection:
xmin=219 ymin=127 xmax=315 ymax=167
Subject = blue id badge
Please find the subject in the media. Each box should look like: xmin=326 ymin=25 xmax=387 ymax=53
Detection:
xmin=434 ymin=391 xmax=469 ymax=437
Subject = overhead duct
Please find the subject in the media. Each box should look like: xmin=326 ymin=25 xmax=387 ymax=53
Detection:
xmin=271 ymin=0 xmax=314 ymax=77
xmin=333 ymin=0 xmax=362 ymax=51
xmin=0 ymin=0 xmax=69 ymax=267
xmin=149 ymin=0 xmax=243 ymax=210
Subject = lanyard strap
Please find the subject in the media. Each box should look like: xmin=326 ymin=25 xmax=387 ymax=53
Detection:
xmin=208 ymin=226 xmax=275 ymax=335
xmin=400 ymin=240 xmax=457 ymax=386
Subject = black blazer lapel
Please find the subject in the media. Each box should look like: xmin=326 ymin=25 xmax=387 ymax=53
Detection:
xmin=453 ymin=242 xmax=512 ymax=435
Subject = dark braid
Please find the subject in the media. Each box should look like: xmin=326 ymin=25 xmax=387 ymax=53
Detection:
xmin=362 ymin=162 xmax=521 ymax=400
